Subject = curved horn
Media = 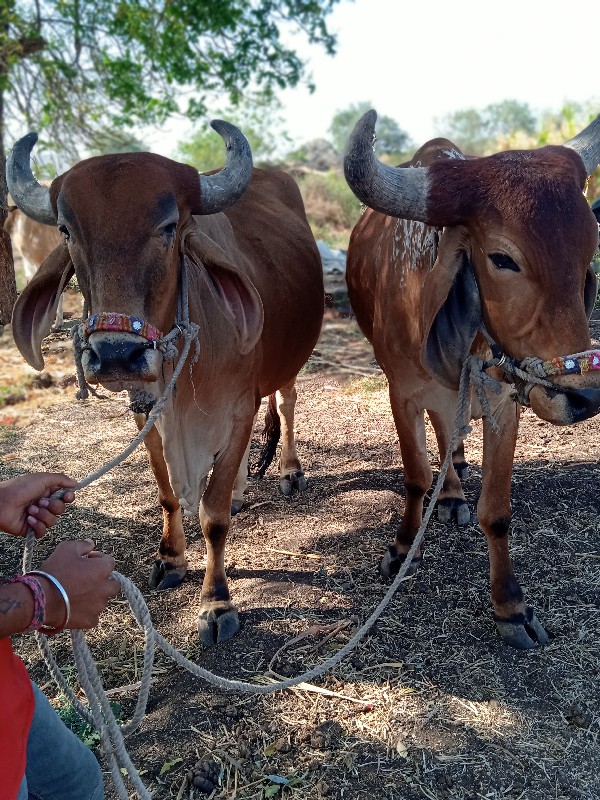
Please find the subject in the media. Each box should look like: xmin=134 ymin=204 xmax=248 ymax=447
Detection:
xmin=198 ymin=120 xmax=253 ymax=215
xmin=564 ymin=114 xmax=600 ymax=177
xmin=6 ymin=132 xmax=56 ymax=225
xmin=344 ymin=110 xmax=430 ymax=222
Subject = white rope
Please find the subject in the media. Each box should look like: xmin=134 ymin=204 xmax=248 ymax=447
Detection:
xmin=23 ymin=352 xmax=489 ymax=798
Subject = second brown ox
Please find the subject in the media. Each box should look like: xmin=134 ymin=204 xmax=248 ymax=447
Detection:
xmin=344 ymin=110 xmax=600 ymax=649
xmin=8 ymin=122 xmax=324 ymax=645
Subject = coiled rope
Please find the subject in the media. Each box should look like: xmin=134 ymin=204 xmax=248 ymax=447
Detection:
xmin=22 ymin=317 xmax=591 ymax=798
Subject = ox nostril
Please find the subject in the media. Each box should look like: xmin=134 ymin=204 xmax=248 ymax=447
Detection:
xmin=563 ymin=387 xmax=600 ymax=422
xmin=88 ymin=337 xmax=152 ymax=376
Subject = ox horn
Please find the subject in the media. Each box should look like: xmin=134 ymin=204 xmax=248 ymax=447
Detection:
xmin=344 ymin=110 xmax=430 ymax=222
xmin=198 ymin=120 xmax=253 ymax=215
xmin=6 ymin=132 xmax=56 ymax=225
xmin=564 ymin=113 xmax=600 ymax=176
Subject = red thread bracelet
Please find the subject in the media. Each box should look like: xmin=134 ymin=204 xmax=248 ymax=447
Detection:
xmin=0 ymin=574 xmax=46 ymax=631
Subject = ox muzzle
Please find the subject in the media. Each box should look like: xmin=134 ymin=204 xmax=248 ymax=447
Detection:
xmin=528 ymin=382 xmax=600 ymax=425
xmin=79 ymin=313 xmax=167 ymax=392
xmin=484 ymin=333 xmax=600 ymax=425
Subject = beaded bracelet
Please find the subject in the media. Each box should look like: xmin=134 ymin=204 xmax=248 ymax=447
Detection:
xmin=26 ymin=571 xmax=71 ymax=635
xmin=0 ymin=574 xmax=46 ymax=631
xmin=0 ymin=572 xmax=71 ymax=635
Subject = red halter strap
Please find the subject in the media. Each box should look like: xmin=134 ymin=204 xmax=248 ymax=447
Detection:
xmin=83 ymin=312 xmax=163 ymax=342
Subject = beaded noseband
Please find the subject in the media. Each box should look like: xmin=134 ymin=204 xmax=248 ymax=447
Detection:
xmin=83 ymin=312 xmax=163 ymax=345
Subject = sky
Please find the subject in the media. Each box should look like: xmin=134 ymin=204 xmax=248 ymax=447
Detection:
xmin=150 ymin=0 xmax=600 ymax=158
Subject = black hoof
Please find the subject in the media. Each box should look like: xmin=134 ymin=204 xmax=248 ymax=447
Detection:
xmin=453 ymin=460 xmax=469 ymax=481
xmin=437 ymin=497 xmax=471 ymax=525
xmin=380 ymin=544 xmax=422 ymax=579
xmin=494 ymin=606 xmax=549 ymax=649
xmin=231 ymin=499 xmax=244 ymax=516
xmin=279 ymin=470 xmax=307 ymax=497
xmin=149 ymin=559 xmax=186 ymax=590
xmin=198 ymin=606 xmax=240 ymax=646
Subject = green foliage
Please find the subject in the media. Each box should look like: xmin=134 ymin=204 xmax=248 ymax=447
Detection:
xmin=328 ymin=101 xmax=411 ymax=156
xmin=85 ymin=129 xmax=149 ymax=157
xmin=0 ymin=0 xmax=340 ymax=168
xmin=56 ymin=698 xmax=122 ymax=747
xmin=296 ymin=169 xmax=362 ymax=249
xmin=175 ymin=94 xmax=290 ymax=170
xmin=434 ymin=98 xmax=598 ymax=155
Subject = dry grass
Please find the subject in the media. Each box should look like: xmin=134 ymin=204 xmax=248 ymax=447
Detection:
xmin=1 ymin=308 xmax=599 ymax=800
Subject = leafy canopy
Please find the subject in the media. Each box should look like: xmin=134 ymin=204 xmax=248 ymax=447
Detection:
xmin=175 ymin=94 xmax=290 ymax=170
xmin=0 ymin=0 xmax=340 ymax=157
xmin=328 ymin=101 xmax=411 ymax=157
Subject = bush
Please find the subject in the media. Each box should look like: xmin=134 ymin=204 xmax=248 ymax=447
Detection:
xmin=295 ymin=170 xmax=362 ymax=250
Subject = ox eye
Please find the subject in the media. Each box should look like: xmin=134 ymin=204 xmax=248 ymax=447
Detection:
xmin=160 ymin=222 xmax=177 ymax=241
xmin=58 ymin=224 xmax=71 ymax=242
xmin=489 ymin=252 xmax=520 ymax=272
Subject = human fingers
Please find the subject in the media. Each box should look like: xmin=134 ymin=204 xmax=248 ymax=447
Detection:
xmin=25 ymin=513 xmax=51 ymax=540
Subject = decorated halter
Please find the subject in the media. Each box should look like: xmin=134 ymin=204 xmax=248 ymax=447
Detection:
xmin=83 ymin=312 xmax=163 ymax=345
xmin=72 ymin=253 xmax=200 ymax=404
xmin=479 ymin=325 xmax=600 ymax=406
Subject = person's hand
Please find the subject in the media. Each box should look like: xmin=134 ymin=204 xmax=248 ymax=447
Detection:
xmin=0 ymin=473 xmax=76 ymax=538
xmin=36 ymin=540 xmax=120 ymax=630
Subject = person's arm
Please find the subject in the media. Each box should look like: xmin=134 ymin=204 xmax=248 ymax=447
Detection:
xmin=0 ymin=473 xmax=76 ymax=538
xmin=1 ymin=539 xmax=120 ymax=639
xmin=0 ymin=581 xmax=37 ymax=637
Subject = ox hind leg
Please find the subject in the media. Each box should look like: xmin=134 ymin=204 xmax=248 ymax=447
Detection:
xmin=381 ymin=389 xmax=432 ymax=579
xmin=198 ymin=415 xmax=255 ymax=645
xmin=256 ymin=379 xmax=307 ymax=495
xmin=427 ymin=408 xmax=471 ymax=526
xmin=134 ymin=415 xmax=188 ymax=591
xmin=276 ymin=378 xmax=308 ymax=495
xmin=231 ymin=411 xmax=258 ymax=516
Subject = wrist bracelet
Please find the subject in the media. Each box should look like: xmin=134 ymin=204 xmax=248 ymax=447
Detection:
xmin=26 ymin=570 xmax=71 ymax=635
xmin=0 ymin=574 xmax=46 ymax=631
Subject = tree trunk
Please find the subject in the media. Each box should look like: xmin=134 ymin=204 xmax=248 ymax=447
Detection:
xmin=0 ymin=223 xmax=17 ymax=327
xmin=0 ymin=83 xmax=17 ymax=326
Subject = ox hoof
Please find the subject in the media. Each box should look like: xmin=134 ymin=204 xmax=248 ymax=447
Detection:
xmin=149 ymin=560 xmax=187 ymax=590
xmin=380 ymin=545 xmax=422 ymax=580
xmin=231 ymin=499 xmax=244 ymax=517
xmin=198 ymin=604 xmax=240 ymax=646
xmin=494 ymin=607 xmax=550 ymax=649
xmin=279 ymin=470 xmax=307 ymax=497
xmin=437 ymin=497 xmax=471 ymax=526
xmin=454 ymin=460 xmax=469 ymax=481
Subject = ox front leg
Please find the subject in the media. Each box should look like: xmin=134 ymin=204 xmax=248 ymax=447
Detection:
xmin=198 ymin=418 xmax=254 ymax=646
xmin=135 ymin=415 xmax=188 ymax=591
xmin=478 ymin=400 xmax=549 ymax=649
xmin=381 ymin=392 xmax=433 ymax=579
xmin=276 ymin=379 xmax=308 ymax=496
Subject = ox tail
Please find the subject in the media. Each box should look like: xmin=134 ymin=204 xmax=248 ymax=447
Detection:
xmin=254 ymin=392 xmax=280 ymax=477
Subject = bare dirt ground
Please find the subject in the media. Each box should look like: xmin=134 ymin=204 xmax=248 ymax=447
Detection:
xmin=1 ymin=292 xmax=599 ymax=800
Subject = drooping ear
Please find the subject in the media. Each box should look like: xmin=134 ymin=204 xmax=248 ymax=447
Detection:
xmin=12 ymin=245 xmax=74 ymax=370
xmin=421 ymin=227 xmax=481 ymax=388
xmin=185 ymin=229 xmax=264 ymax=354
xmin=584 ymin=265 xmax=598 ymax=320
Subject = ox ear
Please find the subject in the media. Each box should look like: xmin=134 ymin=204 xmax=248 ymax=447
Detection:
xmin=421 ymin=228 xmax=481 ymax=388
xmin=584 ymin=265 xmax=598 ymax=320
xmin=12 ymin=246 xmax=74 ymax=370
xmin=186 ymin=231 xmax=264 ymax=354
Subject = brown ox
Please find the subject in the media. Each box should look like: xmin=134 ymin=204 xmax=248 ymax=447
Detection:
xmin=344 ymin=110 xmax=600 ymax=649
xmin=8 ymin=122 xmax=324 ymax=645
xmin=4 ymin=207 xmax=64 ymax=328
